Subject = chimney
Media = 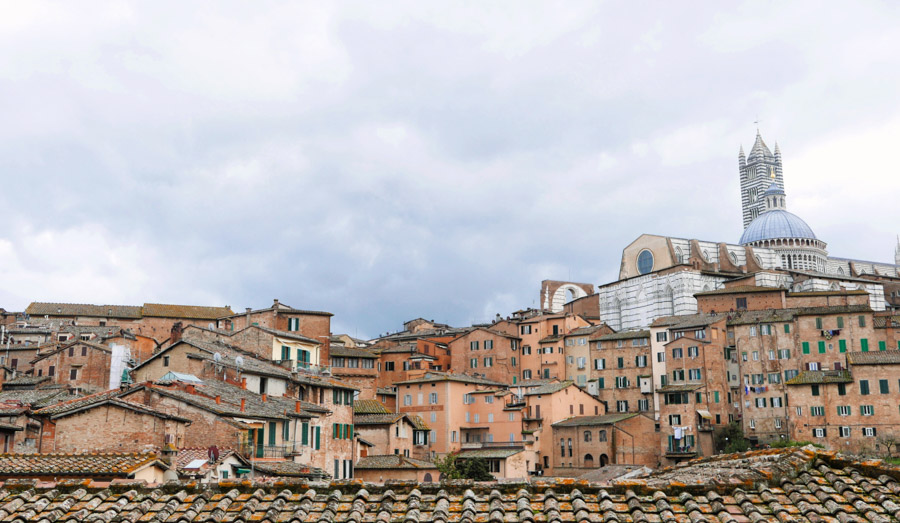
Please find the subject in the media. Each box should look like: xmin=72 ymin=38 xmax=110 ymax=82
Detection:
xmin=295 ymin=400 xmax=301 ymax=413
xmin=185 ymin=384 xmax=195 ymax=394
xmin=261 ymin=394 xmax=267 ymax=403
xmin=273 ymin=299 xmax=279 ymax=306
xmin=240 ymin=398 xmax=246 ymax=412
xmin=215 ymin=395 xmax=221 ymax=404
xmin=241 ymin=378 xmax=247 ymax=390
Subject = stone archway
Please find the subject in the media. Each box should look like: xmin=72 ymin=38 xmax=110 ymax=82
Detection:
xmin=599 ymin=454 xmax=609 ymax=467
xmin=584 ymin=454 xmax=594 ymax=468
xmin=542 ymin=281 xmax=594 ymax=312
xmin=423 ymin=473 xmax=433 ymax=483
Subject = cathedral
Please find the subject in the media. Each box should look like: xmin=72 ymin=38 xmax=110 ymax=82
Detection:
xmin=587 ymin=131 xmax=900 ymax=331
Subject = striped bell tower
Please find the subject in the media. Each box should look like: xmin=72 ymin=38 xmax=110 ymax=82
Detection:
xmin=739 ymin=131 xmax=784 ymax=229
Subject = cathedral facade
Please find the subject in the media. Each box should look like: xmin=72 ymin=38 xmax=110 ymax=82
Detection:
xmin=594 ymin=132 xmax=899 ymax=331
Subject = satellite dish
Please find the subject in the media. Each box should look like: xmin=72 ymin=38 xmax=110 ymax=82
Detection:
xmin=213 ymin=352 xmax=222 ymax=363
xmin=235 ymin=356 xmax=244 ymax=367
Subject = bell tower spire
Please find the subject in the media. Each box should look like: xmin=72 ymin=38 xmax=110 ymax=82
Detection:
xmin=895 ymin=235 xmax=900 ymax=266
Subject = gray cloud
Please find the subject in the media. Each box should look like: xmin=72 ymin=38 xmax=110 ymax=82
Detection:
xmin=1 ymin=1 xmax=899 ymax=337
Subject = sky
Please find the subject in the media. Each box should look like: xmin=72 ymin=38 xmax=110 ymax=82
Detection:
xmin=1 ymin=1 xmax=899 ymax=338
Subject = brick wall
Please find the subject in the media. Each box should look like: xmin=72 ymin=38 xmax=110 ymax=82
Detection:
xmin=41 ymin=404 xmax=187 ymax=453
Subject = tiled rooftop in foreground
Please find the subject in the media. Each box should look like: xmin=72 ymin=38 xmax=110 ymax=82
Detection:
xmin=0 ymin=448 xmax=897 ymax=521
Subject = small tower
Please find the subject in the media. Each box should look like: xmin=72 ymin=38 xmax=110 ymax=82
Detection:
xmin=740 ymin=131 xmax=784 ymax=229
xmin=895 ymin=235 xmax=900 ymax=266
xmin=762 ymin=182 xmax=786 ymax=212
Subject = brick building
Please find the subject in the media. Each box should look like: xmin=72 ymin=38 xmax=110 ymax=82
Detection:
xmin=590 ymin=330 xmax=653 ymax=415
xmin=353 ymin=399 xmax=429 ymax=459
xmin=329 ymin=346 xmax=378 ymax=399
xmin=31 ymin=340 xmax=113 ymax=393
xmin=33 ymin=391 xmax=190 ymax=453
xmin=217 ymin=300 xmax=332 ymax=364
xmin=447 ymin=327 xmax=521 ymax=384
xmin=549 ymin=413 xmax=659 ymax=473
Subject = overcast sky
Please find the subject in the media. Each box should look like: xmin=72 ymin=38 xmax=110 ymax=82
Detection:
xmin=2 ymin=2 xmax=899 ymax=338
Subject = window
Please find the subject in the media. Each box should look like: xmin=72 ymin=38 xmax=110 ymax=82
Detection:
xmin=638 ymin=399 xmax=649 ymax=411
xmin=768 ymin=350 xmax=775 ymax=360
xmin=672 ymin=348 xmax=683 ymax=359
xmin=470 ymin=341 xmax=479 ymax=350
xmin=837 ymin=383 xmax=846 ymax=395
xmin=668 ymin=414 xmax=681 ymax=425
xmin=811 ymin=406 xmax=824 ymax=416
xmin=750 ymin=326 xmax=757 ymax=337
xmin=863 ymin=427 xmax=877 ymax=437
xmin=687 ymin=346 xmax=698 ymax=358
xmin=163 ymin=356 xmax=170 ymax=367
xmin=736 ymin=297 xmax=747 ymax=310
xmin=635 ymin=355 xmax=647 ymax=367
xmin=784 ymin=369 xmax=799 ymax=381
xmin=429 ymin=393 xmax=438 ymax=404
xmin=511 ymin=357 xmax=517 ymax=367
xmin=774 ymin=418 xmax=782 ymax=429
xmin=617 ymin=357 xmax=624 ymax=369
xmin=483 ymin=357 xmax=492 ymax=367
xmin=656 ymin=332 xmax=668 ymax=342
xmin=818 ymin=341 xmax=826 ymax=354
xmin=523 ymin=370 xmax=532 ymax=379
xmin=672 ymin=369 xmax=685 ymax=381
xmin=81 ymin=346 xmax=87 ymax=356
xmin=795 ymin=407 xmax=802 ymax=416
xmin=770 ymin=397 xmax=783 ymax=408
xmin=813 ymin=428 xmax=826 ymax=438
xmin=840 ymin=426 xmax=851 ymax=438
xmin=385 ymin=362 xmax=395 ymax=371
xmin=880 ymin=380 xmax=890 ymax=394
xmin=879 ymin=341 xmax=887 ymax=351
xmin=522 ymin=345 xmax=531 ymax=355
xmin=469 ymin=358 xmax=478 ymax=368
xmin=802 ymin=342 xmax=810 ymax=354
xmin=837 ymin=316 xmax=844 ymax=328
xmin=463 ymin=394 xmax=474 ymax=404
xmin=597 ymin=377 xmax=605 ymax=389
xmin=755 ymin=398 xmax=766 ymax=408
xmin=637 ymin=250 xmax=654 ymax=274
xmin=616 ymin=400 xmax=628 ymax=412
xmin=861 ymin=405 xmax=874 ymax=416
xmin=749 ymin=419 xmax=756 ymax=429
xmin=779 ymin=349 xmax=790 ymax=359
xmin=752 ymin=351 xmax=759 ymax=361
xmin=761 ymin=324 xmax=773 ymax=335
xmin=811 ymin=385 xmax=820 ymax=396
xmin=521 ymin=325 xmax=532 ymax=335
xmin=404 ymin=395 xmax=412 ymax=406
xmin=859 ymin=315 xmax=866 ymax=327
xmin=615 ymin=376 xmax=629 ymax=388
xmin=860 ymin=380 xmax=870 ymax=395
xmin=584 ymin=431 xmax=592 ymax=442
xmin=815 ymin=318 xmax=823 ymax=329
xmin=861 ymin=338 xmax=869 ymax=352
xmin=784 ymin=324 xmax=790 ymax=334
xmin=485 ymin=340 xmax=493 ymax=350
xmin=693 ymin=329 xmax=706 ymax=339
xmin=594 ymin=358 xmax=605 ymax=370
xmin=837 ymin=405 xmax=851 ymax=416
xmin=473 ymin=414 xmax=479 ymax=423
xmin=657 ymin=352 xmax=665 ymax=363
xmin=69 ymin=368 xmax=78 ymax=380
xmin=768 ymin=373 xmax=781 ymax=384
xmin=688 ymin=369 xmax=701 ymax=380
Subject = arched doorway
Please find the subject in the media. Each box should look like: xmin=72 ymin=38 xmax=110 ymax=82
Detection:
xmin=599 ymin=454 xmax=609 ymax=467
xmin=423 ymin=473 xmax=433 ymax=483
xmin=584 ymin=454 xmax=594 ymax=468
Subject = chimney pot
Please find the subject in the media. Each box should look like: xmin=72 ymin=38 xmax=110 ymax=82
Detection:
xmin=262 ymin=394 xmax=267 ymax=403
xmin=240 ymin=398 xmax=245 ymax=412
xmin=185 ymin=384 xmax=195 ymax=394
xmin=215 ymin=395 xmax=221 ymax=404
xmin=241 ymin=378 xmax=247 ymax=390
xmin=295 ymin=400 xmax=301 ymax=413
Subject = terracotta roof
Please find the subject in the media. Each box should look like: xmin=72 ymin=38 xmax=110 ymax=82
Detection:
xmin=2 ymin=375 xmax=51 ymax=387
xmin=355 ymin=455 xmax=437 ymax=470
xmin=329 ymin=345 xmax=378 ymax=358
xmin=407 ymin=414 xmax=429 ymax=431
xmin=394 ymin=372 xmax=507 ymax=387
xmin=538 ymin=335 xmax=563 ymax=344
xmin=0 ymin=449 xmax=897 ymax=520
xmin=250 ymin=460 xmax=327 ymax=478
xmin=456 ymin=448 xmax=522 ymax=459
xmin=788 ymin=289 xmax=870 ymax=297
xmin=138 ymin=339 xmax=294 ymax=380
xmin=873 ymin=316 xmax=900 ymax=329
xmin=142 ymin=303 xmax=234 ymax=319
xmin=25 ymin=302 xmax=143 ymax=319
xmin=250 ymin=325 xmax=320 ymax=344
xmin=354 ymin=413 xmax=404 ymax=425
xmin=786 ymin=370 xmax=853 ymax=385
xmin=652 ymin=313 xmax=727 ymax=329
xmin=376 ymin=387 xmax=397 ymax=396
xmin=353 ymin=399 xmax=392 ymax=414
xmin=0 ymin=387 xmax=73 ymax=409
xmin=524 ymin=380 xmax=573 ymax=396
xmin=176 ymin=447 xmax=243 ymax=474
xmin=0 ymin=452 xmax=161 ymax=477
xmin=33 ymin=388 xmax=127 ymax=416
xmin=847 ymin=350 xmax=900 ymax=365
xmin=598 ymin=330 xmax=650 ymax=341
xmin=551 ymin=413 xmax=638 ymax=427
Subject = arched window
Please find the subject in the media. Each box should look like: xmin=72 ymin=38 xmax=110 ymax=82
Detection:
xmin=584 ymin=454 xmax=594 ymax=468
xmin=730 ymin=252 xmax=738 ymax=265
xmin=598 ymin=430 xmax=607 ymax=442
xmin=423 ymin=473 xmax=433 ymax=482
xmin=584 ymin=430 xmax=592 ymax=442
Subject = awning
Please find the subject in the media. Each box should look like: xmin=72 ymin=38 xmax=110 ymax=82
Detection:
xmin=696 ymin=409 xmax=712 ymax=420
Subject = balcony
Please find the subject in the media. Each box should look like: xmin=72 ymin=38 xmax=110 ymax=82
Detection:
xmin=505 ymin=397 xmax=526 ymax=409
xmin=665 ymin=447 xmax=698 ymax=458
xmin=698 ymin=422 xmax=714 ymax=432
xmin=238 ymin=443 xmax=302 ymax=460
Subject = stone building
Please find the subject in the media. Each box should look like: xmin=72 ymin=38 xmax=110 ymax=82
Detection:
xmin=589 ymin=330 xmax=653 ymax=416
xmin=549 ymin=413 xmax=658 ymax=472
xmin=447 ymin=327 xmax=522 ymax=385
xmin=30 ymin=340 xmax=114 ymax=393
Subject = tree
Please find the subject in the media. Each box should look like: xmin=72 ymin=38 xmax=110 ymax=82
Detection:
xmin=715 ymin=422 xmax=749 ymax=454
xmin=433 ymin=453 xmax=495 ymax=481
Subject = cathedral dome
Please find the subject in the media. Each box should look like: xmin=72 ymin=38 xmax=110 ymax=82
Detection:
xmin=739 ymin=209 xmax=817 ymax=245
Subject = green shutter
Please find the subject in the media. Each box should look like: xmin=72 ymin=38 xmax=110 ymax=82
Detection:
xmin=302 ymin=422 xmax=309 ymax=445
xmin=269 ymin=422 xmax=276 ymax=446
xmin=861 ymin=339 xmax=869 ymax=352
xmin=282 ymin=346 xmax=289 ymax=360
xmin=815 ymin=318 xmax=822 ymax=329
xmin=283 ymin=421 xmax=289 ymax=440
xmin=315 ymin=426 xmax=321 ymax=450
xmin=349 ymin=424 xmax=354 ymax=439
xmin=333 ymin=389 xmax=339 ymax=404
xmin=598 ymin=377 xmax=604 ymax=389
xmin=333 ymin=423 xmax=338 ymax=439
xmin=784 ymin=324 xmax=790 ymax=334
xmin=879 ymin=341 xmax=887 ymax=351
xmin=837 ymin=317 xmax=844 ymax=328
xmin=839 ymin=339 xmax=847 ymax=353
xmin=818 ymin=341 xmax=826 ymax=354
xmin=512 ymin=376 xmax=517 ymax=384
xmin=714 ymin=391 xmax=720 ymax=403
xmin=802 ymin=342 xmax=810 ymax=354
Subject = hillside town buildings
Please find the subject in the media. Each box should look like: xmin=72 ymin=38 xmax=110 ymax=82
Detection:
xmin=1 ymin=131 xmax=898 ymax=485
